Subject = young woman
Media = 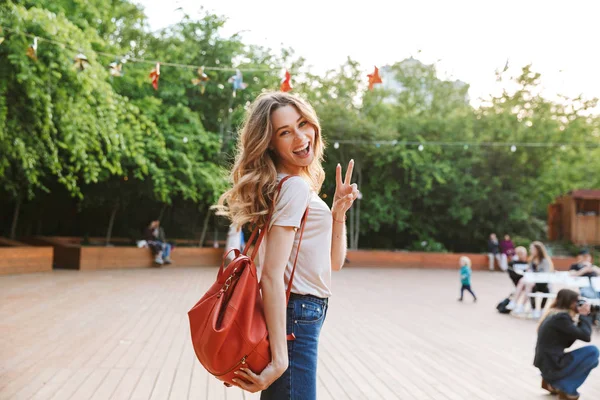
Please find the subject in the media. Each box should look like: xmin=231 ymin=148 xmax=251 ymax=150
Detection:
xmin=535 ymin=289 xmax=598 ymax=400
xmin=216 ymin=92 xmax=358 ymax=399
xmin=507 ymin=241 xmax=554 ymax=318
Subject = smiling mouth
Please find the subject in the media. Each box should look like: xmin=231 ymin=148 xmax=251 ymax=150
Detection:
xmin=293 ymin=142 xmax=311 ymax=157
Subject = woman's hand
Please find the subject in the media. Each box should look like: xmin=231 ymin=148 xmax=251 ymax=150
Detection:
xmin=332 ymin=160 xmax=359 ymax=219
xmin=577 ymin=302 xmax=591 ymax=316
xmin=232 ymin=362 xmax=287 ymax=393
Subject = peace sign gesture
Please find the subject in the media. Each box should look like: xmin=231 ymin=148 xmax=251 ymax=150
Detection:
xmin=332 ymin=159 xmax=359 ymax=220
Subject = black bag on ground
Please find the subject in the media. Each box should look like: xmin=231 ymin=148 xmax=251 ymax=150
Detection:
xmin=496 ymin=298 xmax=511 ymax=314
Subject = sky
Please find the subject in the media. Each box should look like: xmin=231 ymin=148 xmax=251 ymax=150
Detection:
xmin=135 ymin=0 xmax=600 ymax=108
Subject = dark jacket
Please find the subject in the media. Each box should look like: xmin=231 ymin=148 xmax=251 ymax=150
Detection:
xmin=488 ymin=239 xmax=500 ymax=254
xmin=145 ymin=227 xmax=166 ymax=242
xmin=534 ymin=311 xmax=592 ymax=381
xmin=570 ymin=262 xmax=598 ymax=278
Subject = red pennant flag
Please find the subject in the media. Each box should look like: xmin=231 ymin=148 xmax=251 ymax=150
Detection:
xmin=149 ymin=63 xmax=160 ymax=90
xmin=367 ymin=66 xmax=382 ymax=91
xmin=280 ymin=70 xmax=292 ymax=92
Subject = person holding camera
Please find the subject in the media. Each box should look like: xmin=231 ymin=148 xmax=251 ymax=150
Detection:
xmin=534 ymin=289 xmax=599 ymax=399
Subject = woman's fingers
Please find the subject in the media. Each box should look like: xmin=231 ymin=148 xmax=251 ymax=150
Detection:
xmin=344 ymin=159 xmax=354 ymax=186
xmin=232 ymin=369 xmax=261 ymax=392
xmin=231 ymin=377 xmax=253 ymax=391
xmin=336 ymin=163 xmax=343 ymax=189
xmin=234 ymin=368 xmax=258 ymax=384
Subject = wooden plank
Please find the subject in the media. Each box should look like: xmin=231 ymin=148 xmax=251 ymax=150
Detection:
xmin=90 ymin=369 xmax=127 ymax=400
xmin=69 ymin=368 xmax=110 ymax=400
xmin=128 ymin=368 xmax=160 ymax=400
xmin=109 ymin=368 xmax=143 ymax=400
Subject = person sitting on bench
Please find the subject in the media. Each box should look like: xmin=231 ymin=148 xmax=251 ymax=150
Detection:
xmin=508 ymin=246 xmax=529 ymax=286
xmin=145 ymin=220 xmax=172 ymax=265
xmin=570 ymin=249 xmax=598 ymax=299
xmin=507 ymin=241 xmax=554 ymax=319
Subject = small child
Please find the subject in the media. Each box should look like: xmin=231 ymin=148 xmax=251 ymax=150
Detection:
xmin=458 ymin=256 xmax=477 ymax=302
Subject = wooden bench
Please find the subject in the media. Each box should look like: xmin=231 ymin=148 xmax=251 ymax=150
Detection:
xmin=0 ymin=237 xmax=53 ymax=275
xmin=22 ymin=236 xmax=223 ymax=271
xmin=345 ymin=250 xmax=489 ymax=270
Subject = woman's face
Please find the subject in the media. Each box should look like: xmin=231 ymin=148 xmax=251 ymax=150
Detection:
xmin=570 ymin=300 xmax=579 ymax=313
xmin=269 ymin=105 xmax=316 ymax=174
xmin=504 ymin=235 xmax=510 ymax=241
xmin=530 ymin=245 xmax=538 ymax=258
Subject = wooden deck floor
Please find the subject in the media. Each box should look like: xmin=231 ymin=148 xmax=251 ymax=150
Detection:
xmin=1 ymin=267 xmax=599 ymax=400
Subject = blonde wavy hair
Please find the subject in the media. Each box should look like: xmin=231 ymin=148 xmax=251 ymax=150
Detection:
xmin=215 ymin=92 xmax=325 ymax=228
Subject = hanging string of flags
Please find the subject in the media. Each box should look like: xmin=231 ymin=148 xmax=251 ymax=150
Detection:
xmin=2 ymin=26 xmax=597 ymax=152
xmin=0 ymin=25 xmax=384 ymax=94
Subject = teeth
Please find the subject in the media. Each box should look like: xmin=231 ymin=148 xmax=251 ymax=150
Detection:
xmin=294 ymin=143 xmax=309 ymax=152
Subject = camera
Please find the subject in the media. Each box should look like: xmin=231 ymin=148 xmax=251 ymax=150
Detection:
xmin=577 ymin=299 xmax=600 ymax=313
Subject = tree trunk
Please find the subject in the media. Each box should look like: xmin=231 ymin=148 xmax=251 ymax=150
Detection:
xmin=213 ymin=218 xmax=219 ymax=248
xmin=158 ymin=203 xmax=168 ymax=221
xmin=10 ymin=197 xmax=21 ymax=239
xmin=199 ymin=207 xmax=212 ymax=247
xmin=220 ymin=95 xmax=236 ymax=153
xmin=191 ymin=206 xmax=199 ymax=238
xmin=105 ymin=200 xmax=119 ymax=246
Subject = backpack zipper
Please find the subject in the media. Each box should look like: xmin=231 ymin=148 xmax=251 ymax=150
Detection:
xmin=216 ymin=355 xmax=247 ymax=377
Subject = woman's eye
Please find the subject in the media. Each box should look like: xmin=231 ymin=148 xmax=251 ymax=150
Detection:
xmin=299 ymin=121 xmax=307 ymax=127
xmin=280 ymin=130 xmax=290 ymax=136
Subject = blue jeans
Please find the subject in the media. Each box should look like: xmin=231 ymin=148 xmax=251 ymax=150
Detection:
xmin=580 ymin=285 xmax=599 ymax=299
xmin=551 ymin=345 xmax=599 ymax=396
xmin=261 ymin=293 xmax=328 ymax=400
xmin=162 ymin=243 xmax=171 ymax=258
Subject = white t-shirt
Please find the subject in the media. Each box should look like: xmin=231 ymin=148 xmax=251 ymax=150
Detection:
xmin=256 ymin=174 xmax=333 ymax=298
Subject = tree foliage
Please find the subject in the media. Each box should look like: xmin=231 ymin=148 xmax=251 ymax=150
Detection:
xmin=1 ymin=1 xmax=599 ymax=250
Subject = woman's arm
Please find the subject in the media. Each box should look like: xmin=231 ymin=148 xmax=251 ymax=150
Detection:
xmin=233 ymin=225 xmax=295 ymax=392
xmin=330 ymin=213 xmax=347 ymax=271
xmin=260 ymin=226 xmax=296 ymax=371
xmin=554 ymin=313 xmax=592 ymax=342
xmin=330 ymin=161 xmax=359 ymax=271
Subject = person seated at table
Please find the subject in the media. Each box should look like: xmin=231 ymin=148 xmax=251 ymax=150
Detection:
xmin=507 ymin=241 xmax=554 ymax=319
xmin=569 ymin=249 xmax=598 ymax=299
xmin=508 ymin=246 xmax=529 ymax=286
